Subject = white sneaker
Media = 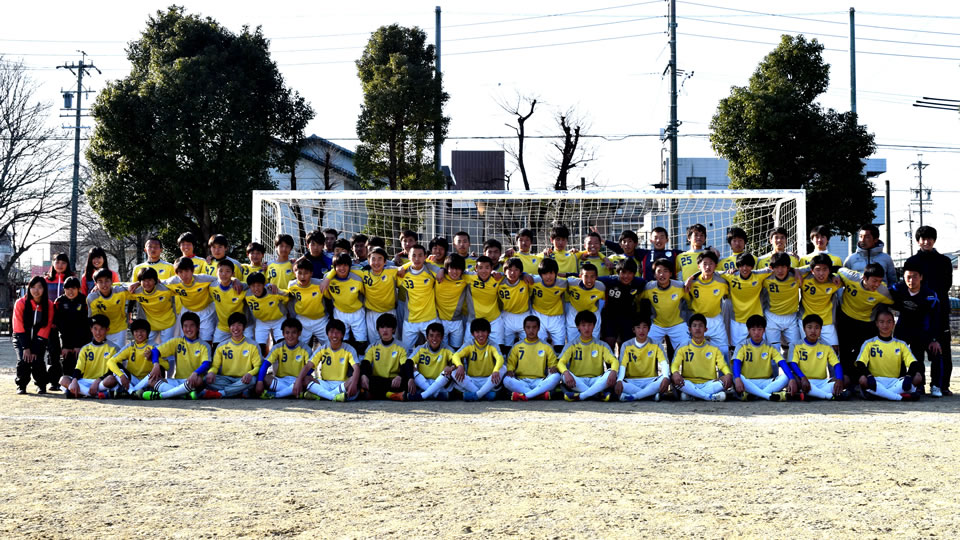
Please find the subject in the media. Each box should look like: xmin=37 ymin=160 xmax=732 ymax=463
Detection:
xmin=653 ymin=392 xmax=661 ymax=402
xmin=680 ymin=392 xmax=693 ymax=401
xmin=931 ymin=386 xmax=943 ymax=398
xmin=710 ymin=391 xmax=727 ymax=402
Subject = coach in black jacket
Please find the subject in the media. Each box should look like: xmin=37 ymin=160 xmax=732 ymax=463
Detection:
xmin=905 ymin=226 xmax=953 ymax=396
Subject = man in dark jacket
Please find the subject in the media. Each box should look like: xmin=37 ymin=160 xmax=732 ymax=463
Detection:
xmin=905 ymin=226 xmax=954 ymax=396
xmin=889 ymin=261 xmax=941 ymax=395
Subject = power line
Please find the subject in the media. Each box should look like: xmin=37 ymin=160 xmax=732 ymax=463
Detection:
xmin=445 ymin=31 xmax=663 ymax=56
xmin=443 ymin=1 xmax=663 ymax=28
xmin=678 ymin=32 xmax=960 ymax=62
xmin=446 ymin=15 xmax=662 ymax=42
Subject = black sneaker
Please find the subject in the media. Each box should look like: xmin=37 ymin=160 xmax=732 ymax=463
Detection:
xmin=943 ymin=389 xmax=954 ymax=397
xmin=48 ymin=385 xmax=61 ymax=392
xmin=36 ymin=387 xmax=47 ymax=395
xmin=16 ymin=387 xmax=26 ymax=395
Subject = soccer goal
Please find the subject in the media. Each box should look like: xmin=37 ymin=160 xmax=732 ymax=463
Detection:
xmin=251 ymin=190 xmax=806 ymax=259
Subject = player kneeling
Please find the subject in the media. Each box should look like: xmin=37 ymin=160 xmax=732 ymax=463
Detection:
xmin=731 ymin=315 xmax=790 ymax=401
xmin=60 ymin=314 xmax=120 ymax=398
xmin=140 ymin=312 xmax=219 ymax=400
xmin=204 ymin=313 xmax=263 ymax=397
xmin=504 ymin=315 xmax=561 ymax=401
xmin=410 ymin=323 xmax=457 ymax=400
xmin=558 ymin=310 xmax=619 ymax=402
xmin=671 ymin=314 xmax=732 ymax=401
xmin=786 ymin=314 xmax=845 ymax=400
xmin=256 ymin=318 xmax=312 ymax=399
xmin=451 ymin=318 xmax=506 ymax=401
xmin=856 ymin=309 xmax=924 ymax=401
xmin=110 ymin=319 xmax=167 ymax=398
xmin=361 ymin=313 xmax=417 ymax=401
xmin=615 ymin=316 xmax=670 ymax=402
xmin=297 ymin=319 xmax=362 ymax=401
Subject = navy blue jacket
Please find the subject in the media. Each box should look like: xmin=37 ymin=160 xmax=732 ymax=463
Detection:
xmin=889 ymin=282 xmax=940 ymax=345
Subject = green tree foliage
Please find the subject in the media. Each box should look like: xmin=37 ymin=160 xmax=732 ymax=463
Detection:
xmin=86 ymin=6 xmax=312 ymax=254
xmin=355 ymin=24 xmax=449 ymax=191
xmin=710 ymin=35 xmax=876 ymax=245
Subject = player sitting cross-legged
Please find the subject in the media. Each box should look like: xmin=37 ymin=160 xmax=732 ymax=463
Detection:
xmin=670 ymin=314 xmax=732 ymax=402
xmin=450 ymin=318 xmax=506 ymax=401
xmin=140 ymin=312 xmax=219 ymax=401
xmin=255 ymin=318 xmax=312 ymax=399
xmin=60 ymin=314 xmax=120 ymax=399
xmin=108 ymin=318 xmax=167 ymax=398
xmin=298 ymin=319 xmax=362 ymax=402
xmin=855 ymin=309 xmax=924 ymax=401
xmin=615 ymin=316 xmax=670 ymax=402
xmin=731 ymin=315 xmax=790 ymax=402
xmin=558 ymin=310 xmax=619 ymax=402
xmin=203 ymin=312 xmax=262 ymax=398
xmin=361 ymin=313 xmax=417 ymax=401
xmin=786 ymin=314 xmax=845 ymax=401
xmin=409 ymin=322 xmax=457 ymax=400
xmin=503 ymin=315 xmax=561 ymax=401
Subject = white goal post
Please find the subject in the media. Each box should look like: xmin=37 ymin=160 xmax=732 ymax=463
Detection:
xmin=252 ymin=189 xmax=806 ymax=261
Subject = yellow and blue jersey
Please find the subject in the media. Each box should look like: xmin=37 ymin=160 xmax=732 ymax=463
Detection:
xmin=671 ymin=340 xmax=730 ymax=384
xmin=557 ymin=338 xmax=618 ymax=377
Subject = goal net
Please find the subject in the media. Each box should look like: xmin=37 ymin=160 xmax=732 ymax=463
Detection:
xmin=252 ymin=190 xmax=806 ymax=260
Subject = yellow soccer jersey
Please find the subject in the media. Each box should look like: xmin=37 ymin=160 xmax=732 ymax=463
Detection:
xmin=531 ymin=277 xmax=567 ymax=317
xmin=800 ymin=276 xmax=840 ymax=325
xmin=240 ymin=263 xmax=268 ymax=283
xmin=243 ymin=290 xmax=287 ymax=322
xmin=325 ymin=272 xmax=365 ymax=313
xmin=287 ymin=280 xmax=327 ymax=319
xmin=732 ymin=340 xmax=782 ymax=380
xmin=764 ymin=274 xmax=801 ymax=316
xmin=264 ymin=341 xmax=312 ymax=379
xmin=410 ymin=345 xmax=456 ymax=380
xmin=837 ymin=269 xmax=893 ymax=322
xmin=311 ymin=344 xmax=359 ymax=382
xmin=400 ymin=265 xmax=439 ymax=323
xmin=111 ymin=342 xmax=168 ymax=379
xmin=641 ymin=280 xmax=687 ymax=328
xmin=132 ymin=284 xmax=177 ymax=331
xmin=210 ymin=282 xmax=248 ymax=332
xmin=688 ymin=275 xmax=728 ymax=318
xmin=435 ymin=277 xmax=468 ymax=321
xmin=566 ymin=278 xmax=605 ymax=313
xmin=557 ymin=338 xmax=618 ymax=377
xmin=267 ymin=260 xmax=294 ymax=290
xmin=577 ymin=252 xmax=612 ymax=277
xmin=204 ymin=256 xmax=243 ymax=277
xmin=452 ymin=342 xmax=505 ymax=377
xmin=718 ymin=252 xmax=744 ymax=273
xmin=360 ymin=267 xmax=399 ymax=313
xmin=791 ymin=340 xmax=839 ymax=379
xmin=723 ymin=270 xmax=773 ymax=323
xmin=618 ymin=338 xmax=668 ymax=379
xmin=800 ymin=251 xmax=843 ymax=268
xmin=163 ymin=274 xmax=216 ymax=312
xmin=131 ymin=259 xmax=176 ymax=282
xmin=498 ymin=279 xmax=531 ymax=315
xmin=156 ymin=337 xmax=213 ymax=379
xmin=757 ymin=251 xmax=800 ymax=269
xmin=86 ymin=286 xmax=132 ymax=333
xmin=671 ymin=340 xmax=730 ymax=384
xmin=508 ymin=251 xmax=542 ymax=275
xmin=464 ymin=273 xmax=503 ymax=320
xmin=211 ymin=338 xmax=262 ymax=377
xmin=856 ymin=337 xmax=917 ymax=379
xmin=675 ymin=249 xmax=703 ymax=281
xmin=507 ymin=339 xmax=558 ymax=379
xmin=543 ymin=249 xmax=579 ymax=275
xmin=364 ymin=340 xmax=409 ymax=378
xmin=75 ymin=341 xmax=119 ymax=379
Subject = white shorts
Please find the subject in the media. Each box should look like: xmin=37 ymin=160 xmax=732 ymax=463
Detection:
xmin=441 ymin=319 xmax=465 ymax=349
xmin=212 ymin=325 xmax=255 ymax=345
xmin=254 ymin=317 xmax=284 ymax=345
xmin=765 ymin=310 xmax=799 ymax=347
xmin=179 ymin=303 xmax=216 ymax=342
xmin=798 ymin=320 xmax=838 ymax=346
xmin=270 ymin=375 xmax=297 ymax=387
xmin=300 ymin=314 xmax=330 ymax=346
xmin=106 ymin=330 xmax=127 ymax=350
xmin=464 ymin=316 xmax=505 ymax=347
xmin=335 ymin=307 xmax=367 ymax=342
xmin=729 ymin=321 xmax=766 ymax=349
xmin=648 ymin=322 xmax=688 ymax=351
xmin=501 ymin=311 xmax=530 ymax=346
xmin=311 ymin=379 xmax=345 ymax=392
xmin=535 ymin=312 xmax=565 ymax=347
xmin=404 ymin=318 xmax=440 ymax=348
xmin=149 ymin=325 xmax=176 ymax=345
xmin=565 ymin=308 xmax=601 ymax=345
xmin=366 ymin=309 xmax=397 ymax=343
xmin=703 ymin=314 xmax=728 ymax=353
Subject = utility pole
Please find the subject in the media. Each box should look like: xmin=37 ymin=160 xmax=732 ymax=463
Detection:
xmin=434 ymin=6 xmax=442 ymax=176
xmin=57 ymin=52 xmax=99 ymax=271
xmin=848 ymin=7 xmax=857 ymax=256
xmin=885 ymin=178 xmax=891 ymax=255
xmin=909 ymin=155 xmax=929 ymax=227
xmin=667 ymin=0 xmax=679 ymax=241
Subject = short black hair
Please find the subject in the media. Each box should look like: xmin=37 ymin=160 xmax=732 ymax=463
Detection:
xmin=902 ymin=259 xmax=923 ymax=275
xmin=399 ymin=229 xmax=418 ymax=242
xmin=550 ymin=225 xmax=570 ymax=240
xmin=652 ymin=257 xmax=673 ymax=275
xmin=726 ymin=227 xmax=747 ymax=245
xmin=538 ymin=258 xmax=559 ymax=275
xmin=470 ymin=318 xmax=492 ymax=333
xmin=615 ymin=258 xmax=638 ymax=274
xmin=735 ymin=253 xmax=756 ymax=268
xmin=686 ymin=224 xmax=707 ymax=238
xmin=444 ymin=254 xmax=466 ymax=272
xmin=227 ymin=312 xmax=247 ymax=327
xmin=687 ymin=313 xmax=707 ymax=328
xmin=274 ymin=233 xmax=295 ymax=248
xmin=915 ymin=225 xmax=937 ymax=241
xmin=333 ymin=253 xmax=353 ymax=268
xmin=333 ymin=238 xmax=351 ymax=251
xmin=322 ymin=228 xmax=339 ymax=238
xmin=745 ymin=314 xmax=766 ymax=329
xmin=246 ymin=242 xmax=265 ymax=254
xmin=130 ymin=318 xmax=152 ymax=333
xmin=858 ymin=224 xmax=880 ymax=239
xmin=632 ymin=315 xmax=651 ymax=329
xmin=177 ymin=232 xmax=198 ymax=247
xmin=574 ymin=310 xmax=597 ymax=326
xmin=136 ymin=267 xmax=159 ymax=282
xmin=293 ymin=257 xmax=314 ymax=273
xmin=652 ymin=226 xmax=668 ymax=237
xmin=483 ymin=238 xmax=502 ymax=252
xmin=475 ymin=255 xmax=493 ymax=267
xmin=768 ymin=227 xmax=788 ymax=239
xmin=351 ymin=234 xmax=369 ymax=247
xmin=505 ymin=257 xmax=524 ymax=272
xmin=619 ymin=230 xmax=639 ymax=243
xmin=281 ymin=318 xmax=303 ymax=332
xmin=426 ymin=322 xmax=444 ymax=337
xmin=428 ymin=236 xmax=450 ymax=253
xmin=801 ymin=314 xmax=823 ymax=328
xmin=409 ymin=244 xmax=427 ymax=256
xmin=94 ymin=268 xmax=114 ymax=282
xmin=368 ymin=247 xmax=389 ymax=260
xmin=696 ymin=250 xmax=719 ymax=264
xmin=809 ymin=225 xmax=832 ymax=239
xmin=376 ymin=312 xmax=398 ymax=330
xmin=580 ymin=263 xmax=598 ymax=276
xmin=453 ymin=231 xmax=471 ymax=241
xmin=516 ymin=228 xmax=534 ymax=241
xmin=326 ymin=318 xmax=346 ymax=334
xmin=809 ymin=253 xmax=832 ymax=270
xmin=367 ymin=236 xmax=386 ymax=249
xmin=217 ymin=259 xmax=235 ymax=273
xmin=180 ymin=311 xmax=201 ymax=327
xmin=208 ymin=234 xmax=228 ymax=247
xmin=90 ymin=314 xmax=110 ymax=329
xmin=246 ymin=272 xmax=266 ymax=286
xmin=305 ymin=230 xmax=323 ymax=245
xmin=863 ymin=263 xmax=885 ymax=280
xmin=769 ymin=252 xmax=791 ymax=268
xmin=523 ymin=315 xmax=541 ymax=328
xmin=64 ymin=276 xmax=81 ymax=289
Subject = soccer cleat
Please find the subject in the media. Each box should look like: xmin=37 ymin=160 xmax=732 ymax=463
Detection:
xmin=797 ymin=392 xmax=806 ymax=402
xmin=619 ymin=394 xmax=636 ymax=402
xmin=37 ymin=387 xmax=47 ymax=395
xmin=16 ymin=387 xmax=26 ymax=395
xmin=333 ymin=393 xmax=346 ymax=402
xmin=405 ymin=392 xmax=423 ymax=402
xmin=541 ymin=391 xmax=551 ymax=401
xmin=463 ymin=391 xmax=480 ymax=402
xmin=511 ymin=392 xmax=527 ymax=402
xmin=931 ymin=386 xmax=943 ymax=398
xmin=600 ymin=392 xmax=612 ymax=402
xmin=260 ymin=390 xmax=274 ymax=400
xmin=710 ymin=391 xmax=726 ymax=402
xmin=484 ymin=391 xmax=497 ymax=401
xmin=114 ymin=388 xmax=129 ymax=399
xmin=563 ymin=392 xmax=580 ymax=402
xmin=679 ymin=392 xmax=692 ymax=401
xmin=188 ymin=390 xmax=200 ymax=400
xmin=386 ymin=391 xmax=404 ymax=401
xmin=202 ymin=390 xmax=222 ymax=399
xmin=141 ymin=390 xmax=160 ymax=401
xmin=653 ymin=392 xmax=661 ymax=402
xmin=96 ymin=392 xmax=110 ymax=400
xmin=436 ymin=391 xmax=450 ymax=401
xmin=900 ymin=392 xmax=920 ymax=401
xmin=739 ymin=391 xmax=749 ymax=402
xmin=769 ymin=391 xmax=787 ymax=402
xmin=48 ymin=385 xmax=61 ymax=392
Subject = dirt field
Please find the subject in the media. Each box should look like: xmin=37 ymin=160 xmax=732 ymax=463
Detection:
xmin=1 ymin=344 xmax=959 ymax=538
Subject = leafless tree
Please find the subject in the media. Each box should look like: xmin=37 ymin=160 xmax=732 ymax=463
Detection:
xmin=497 ymin=93 xmax=537 ymax=191
xmin=0 ymin=58 xmax=71 ymax=309
xmin=549 ymin=108 xmax=595 ymax=191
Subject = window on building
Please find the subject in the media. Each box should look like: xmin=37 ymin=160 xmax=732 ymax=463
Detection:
xmin=686 ymin=176 xmax=706 ymax=190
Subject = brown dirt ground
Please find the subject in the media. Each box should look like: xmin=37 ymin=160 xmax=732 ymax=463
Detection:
xmin=1 ymin=343 xmax=959 ymax=538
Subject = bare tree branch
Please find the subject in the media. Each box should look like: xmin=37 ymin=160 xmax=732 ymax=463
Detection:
xmin=496 ymin=92 xmax=537 ymax=191
xmin=548 ymin=107 xmax=595 ymax=191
